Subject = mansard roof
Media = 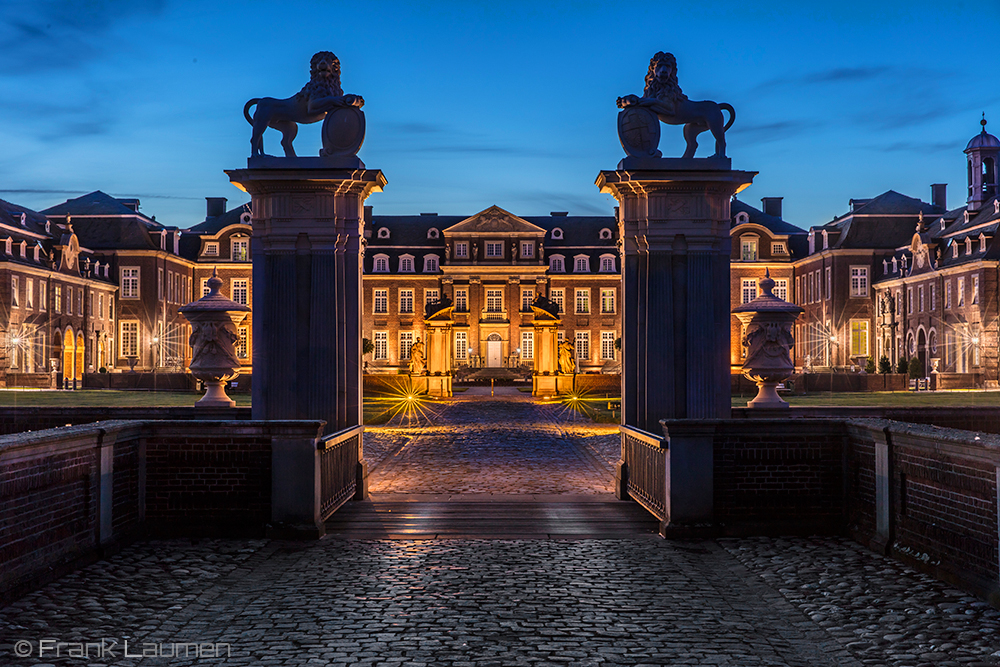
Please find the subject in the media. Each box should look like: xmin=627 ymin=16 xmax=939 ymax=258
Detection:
xmin=0 ymin=198 xmax=52 ymax=238
xmin=817 ymin=190 xmax=946 ymax=250
xmin=730 ymin=199 xmax=805 ymax=237
xmin=443 ymin=206 xmax=547 ymax=235
xmin=42 ymin=190 xmax=160 ymax=225
xmin=187 ymin=203 xmax=251 ymax=235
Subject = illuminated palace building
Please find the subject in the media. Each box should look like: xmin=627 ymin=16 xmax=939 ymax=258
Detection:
xmin=0 ymin=119 xmax=995 ymax=386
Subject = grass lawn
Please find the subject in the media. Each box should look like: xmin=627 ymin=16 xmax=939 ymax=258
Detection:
xmin=736 ymin=390 xmax=1000 ymax=408
xmin=0 ymin=390 xmax=251 ymax=407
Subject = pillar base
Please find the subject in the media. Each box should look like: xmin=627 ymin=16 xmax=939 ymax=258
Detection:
xmin=533 ymin=374 xmax=559 ymax=397
xmin=556 ymin=374 xmax=575 ymax=395
xmin=425 ymin=375 xmax=452 ymax=398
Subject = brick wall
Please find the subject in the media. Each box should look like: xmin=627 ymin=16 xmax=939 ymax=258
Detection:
xmin=843 ymin=422 xmax=877 ymax=546
xmin=733 ymin=406 xmax=1000 ymax=434
xmin=0 ymin=406 xmax=251 ymax=436
xmin=711 ymin=419 xmax=845 ymax=532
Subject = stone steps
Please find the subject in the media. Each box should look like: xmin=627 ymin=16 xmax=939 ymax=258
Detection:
xmin=325 ymin=494 xmax=659 ymax=539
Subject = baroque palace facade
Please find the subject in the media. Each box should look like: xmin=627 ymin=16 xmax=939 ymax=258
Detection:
xmin=1 ymin=118 xmax=996 ymax=387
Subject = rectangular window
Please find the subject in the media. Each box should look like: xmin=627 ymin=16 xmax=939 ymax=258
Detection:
xmin=741 ymin=278 xmax=758 ymax=304
xmin=973 ymin=275 xmax=979 ymax=304
xmin=601 ymin=288 xmax=616 ymax=314
xmin=550 ymin=289 xmax=564 ymax=313
xmin=486 ymin=242 xmax=502 ymax=257
xmin=825 ymin=267 xmax=831 ymax=300
xmin=109 ymin=296 xmax=114 ymax=320
xmin=236 ymin=327 xmax=249 ymax=358
xmin=945 ymin=281 xmax=951 ymax=308
xmin=907 ymin=287 xmax=913 ymax=314
xmin=575 ymin=257 xmax=589 ymax=272
xmin=158 ymin=268 xmax=163 ymax=300
xmin=39 ymin=281 xmax=46 ymax=312
xmin=203 ymin=241 xmax=219 ymax=256
xmin=575 ymin=288 xmax=590 ymax=314
xmin=66 ymin=287 xmax=73 ymax=315
xmin=454 ymin=288 xmax=468 ymax=312
xmin=25 ymin=278 xmax=33 ymax=309
xmin=77 ymin=289 xmax=83 ymax=314
xmin=232 ymin=238 xmax=249 ymax=262
xmin=850 ymin=320 xmax=869 ymax=357
xmin=455 ymin=331 xmax=467 ymax=360
xmin=918 ymin=286 xmax=924 ymax=312
xmin=399 ymin=289 xmax=414 ymax=314
xmin=521 ymin=331 xmax=534 ymax=360
xmin=850 ymin=266 xmax=868 ymax=298
xmin=741 ymin=237 xmax=758 ymax=261
xmin=400 ymin=331 xmax=414 ymax=360
xmin=601 ymin=331 xmax=616 ymax=360
xmin=958 ymin=277 xmax=965 ymax=306
xmin=521 ymin=289 xmax=534 ymax=311
xmin=232 ymin=279 xmax=249 ymax=306
xmin=98 ymin=293 xmax=105 ymax=319
xmin=54 ymin=285 xmax=61 ymax=313
xmin=575 ymin=331 xmax=590 ymax=361
xmin=486 ymin=289 xmax=503 ymax=313
xmin=520 ymin=241 xmax=534 ymax=258
xmin=121 ymin=267 xmax=139 ymax=299
xmin=373 ymin=289 xmax=388 ymax=314
xmin=455 ymin=242 xmax=468 ymax=258
xmin=772 ymin=242 xmax=786 ymax=255
xmin=374 ymin=331 xmax=387 ymax=360
xmin=201 ymin=278 xmax=211 ymax=297
xmin=10 ymin=276 xmax=18 ymax=308
xmin=773 ymin=279 xmax=788 ymax=302
xmin=425 ymin=289 xmax=439 ymax=306
xmin=120 ymin=320 xmax=139 ymax=357
xmin=931 ymin=284 xmax=936 ymax=311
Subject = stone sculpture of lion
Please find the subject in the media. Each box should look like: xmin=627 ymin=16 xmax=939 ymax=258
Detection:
xmin=617 ymin=52 xmax=735 ymax=159
xmin=243 ymin=51 xmax=364 ymax=158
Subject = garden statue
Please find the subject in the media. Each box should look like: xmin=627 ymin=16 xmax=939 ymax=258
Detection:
xmin=244 ymin=51 xmax=366 ymax=159
xmin=409 ymin=338 xmax=426 ymax=375
xmin=558 ymin=339 xmax=576 ymax=375
xmin=732 ymin=270 xmax=803 ymax=408
xmin=616 ymin=52 xmax=735 ymax=159
xmin=179 ymin=270 xmax=251 ymax=408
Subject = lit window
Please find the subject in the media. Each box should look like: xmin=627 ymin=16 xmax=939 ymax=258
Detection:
xmin=373 ymin=289 xmax=388 ymax=314
xmin=231 ymin=237 xmax=249 ymax=262
xmin=231 ymin=279 xmax=249 ymax=306
xmin=66 ymin=287 xmax=72 ymax=315
xmin=236 ymin=327 xmax=249 ymax=358
xmin=399 ymin=289 xmax=414 ymax=314
xmin=521 ymin=331 xmax=534 ymax=360
xmin=741 ymin=278 xmax=758 ymax=304
xmin=601 ymin=289 xmax=615 ymax=314
xmin=521 ymin=289 xmax=534 ymax=311
xmin=849 ymin=266 xmax=868 ymax=297
xmin=486 ymin=289 xmax=503 ymax=313
xmin=39 ymin=282 xmax=46 ymax=312
xmin=425 ymin=289 xmax=439 ymax=306
xmin=850 ymin=320 xmax=869 ymax=357
xmin=10 ymin=276 xmax=18 ymax=308
xmin=399 ymin=331 xmax=414 ymax=360
xmin=774 ymin=278 xmax=788 ymax=302
xmin=454 ymin=289 xmax=468 ymax=312
xmin=575 ymin=288 xmax=590 ymax=314
xmin=973 ymin=275 xmax=979 ymax=304
xmin=549 ymin=289 xmax=564 ymax=313
xmin=958 ymin=277 xmax=965 ymax=306
xmin=374 ymin=331 xmax=387 ymax=359
xmin=918 ymin=286 xmax=924 ymax=312
xmin=741 ymin=236 xmax=758 ymax=261
xmin=771 ymin=242 xmax=786 ymax=255
xmin=54 ymin=285 xmax=62 ymax=313
xmin=945 ymin=281 xmax=952 ymax=308
xmin=120 ymin=320 xmax=139 ymax=357
xmin=601 ymin=331 xmax=616 ymax=360
xmin=121 ymin=267 xmax=140 ymax=299
xmin=486 ymin=242 xmax=503 ymax=257
xmin=575 ymin=331 xmax=590 ymax=361
xmin=454 ymin=331 xmax=467 ymax=360
xmin=25 ymin=278 xmax=34 ymax=309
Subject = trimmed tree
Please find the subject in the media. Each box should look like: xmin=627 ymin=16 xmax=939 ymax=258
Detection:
xmin=896 ymin=356 xmax=909 ymax=375
xmin=908 ymin=356 xmax=925 ymax=379
xmin=865 ymin=357 xmax=876 ymax=374
xmin=878 ymin=356 xmax=892 ymax=374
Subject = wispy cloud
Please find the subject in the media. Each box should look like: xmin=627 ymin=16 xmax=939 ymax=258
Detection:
xmin=871 ymin=140 xmax=958 ymax=153
xmin=752 ymin=64 xmax=949 ymax=93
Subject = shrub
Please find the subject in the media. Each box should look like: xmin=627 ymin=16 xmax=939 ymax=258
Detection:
xmin=896 ymin=356 xmax=909 ymax=375
xmin=908 ymin=356 xmax=925 ymax=379
xmin=878 ymin=356 xmax=892 ymax=374
xmin=865 ymin=357 xmax=876 ymax=374
xmin=98 ymin=367 xmax=108 ymax=374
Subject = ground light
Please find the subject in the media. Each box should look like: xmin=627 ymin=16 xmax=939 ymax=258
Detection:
xmin=544 ymin=389 xmax=619 ymax=423
xmin=364 ymin=376 xmax=443 ymax=425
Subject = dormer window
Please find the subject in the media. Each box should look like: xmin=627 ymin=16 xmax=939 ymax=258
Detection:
xmin=423 ymin=254 xmax=439 ymax=272
xmin=882 ymin=259 xmax=888 ymax=274
xmin=808 ymin=231 xmax=815 ymax=255
xmin=599 ymin=228 xmax=613 ymax=240
xmin=549 ymin=254 xmax=565 ymax=272
xmin=740 ymin=235 xmax=759 ymax=261
xmin=19 ymin=241 xmax=26 ymax=258
xmin=551 ymin=227 xmax=563 ymax=240
xmin=373 ymin=253 xmax=389 ymax=272
xmin=599 ymin=254 xmax=616 ymax=272
xmin=901 ymin=254 xmax=907 ymax=269
xmin=574 ymin=255 xmax=590 ymax=273
xmin=45 ymin=221 xmax=50 ymax=234
xmin=980 ymin=234 xmax=988 ymax=252
xmin=377 ymin=227 xmax=390 ymax=239
xmin=398 ymin=254 xmax=415 ymax=272
xmin=953 ymin=243 xmax=959 ymax=258
xmin=204 ymin=242 xmax=219 ymax=256
xmin=940 ymin=218 xmax=946 ymax=231
xmin=735 ymin=211 xmax=749 ymax=225
xmin=241 ymin=211 xmax=252 ymax=224
xmin=966 ymin=237 xmax=973 ymax=255
xmin=427 ymin=228 xmax=440 ymax=239
xmin=892 ymin=257 xmax=898 ymax=272
xmin=231 ymin=236 xmax=249 ymax=262
xmin=33 ymin=244 xmax=40 ymax=262
xmin=771 ymin=242 xmax=786 ymax=255
xmin=995 ymin=200 xmax=1000 ymax=215
xmin=4 ymin=238 xmax=11 ymax=255
xmin=964 ymin=211 xmax=970 ymax=223
xmin=822 ymin=230 xmax=829 ymax=250
xmin=160 ymin=233 xmax=167 ymax=251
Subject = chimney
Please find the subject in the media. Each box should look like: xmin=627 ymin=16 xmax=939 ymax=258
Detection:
xmin=364 ymin=205 xmax=373 ymax=224
xmin=931 ymin=184 xmax=947 ymax=211
xmin=206 ymin=197 xmax=227 ymax=217
xmin=761 ymin=197 xmax=783 ymax=218
xmin=550 ymin=211 xmax=569 ymax=217
xmin=419 ymin=212 xmax=438 ymax=216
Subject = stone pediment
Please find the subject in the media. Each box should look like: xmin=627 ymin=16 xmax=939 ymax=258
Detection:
xmin=907 ymin=232 xmax=936 ymax=276
xmin=443 ymin=205 xmax=546 ymax=236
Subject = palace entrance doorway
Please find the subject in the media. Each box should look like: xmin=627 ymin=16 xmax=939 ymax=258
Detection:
xmin=486 ymin=333 xmax=502 ymax=367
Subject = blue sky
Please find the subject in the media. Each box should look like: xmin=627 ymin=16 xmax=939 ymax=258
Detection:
xmin=0 ymin=0 xmax=997 ymax=229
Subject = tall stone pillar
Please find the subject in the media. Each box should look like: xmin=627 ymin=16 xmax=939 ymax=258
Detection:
xmin=596 ymin=161 xmax=755 ymax=432
xmin=423 ymin=304 xmax=454 ymax=397
xmin=531 ymin=303 xmax=561 ymax=397
xmin=227 ymin=165 xmax=386 ymax=434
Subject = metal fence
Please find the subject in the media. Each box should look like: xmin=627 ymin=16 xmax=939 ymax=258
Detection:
xmin=318 ymin=424 xmax=363 ymax=520
xmin=621 ymin=425 xmax=668 ymax=522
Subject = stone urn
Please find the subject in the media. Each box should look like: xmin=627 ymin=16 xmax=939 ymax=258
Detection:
xmin=732 ymin=271 xmax=803 ymax=408
xmin=178 ymin=272 xmax=250 ymax=408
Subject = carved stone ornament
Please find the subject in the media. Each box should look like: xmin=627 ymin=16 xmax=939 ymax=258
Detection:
xmin=731 ymin=270 xmax=803 ymax=408
xmin=616 ymin=52 xmax=735 ymax=159
xmin=178 ymin=271 xmax=251 ymax=408
xmin=244 ymin=51 xmax=365 ymax=160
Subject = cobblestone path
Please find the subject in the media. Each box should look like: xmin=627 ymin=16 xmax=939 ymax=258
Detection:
xmin=365 ymin=396 xmax=615 ymax=495
xmin=3 ymin=536 xmax=999 ymax=666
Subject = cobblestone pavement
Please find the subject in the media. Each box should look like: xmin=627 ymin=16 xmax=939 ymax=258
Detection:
xmin=3 ymin=536 xmax=999 ymax=666
xmin=365 ymin=397 xmax=615 ymax=494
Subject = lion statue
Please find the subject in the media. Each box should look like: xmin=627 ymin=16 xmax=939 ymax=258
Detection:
xmin=617 ymin=52 xmax=735 ymax=159
xmin=243 ymin=51 xmax=364 ymax=158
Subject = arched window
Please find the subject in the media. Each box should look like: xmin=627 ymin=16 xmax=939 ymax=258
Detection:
xmin=740 ymin=234 xmax=759 ymax=261
xmin=574 ymin=255 xmax=590 ymax=272
xmin=372 ymin=253 xmax=389 ymax=273
xmin=984 ymin=157 xmax=997 ymax=197
xmin=549 ymin=254 xmax=565 ymax=272
xmin=422 ymin=254 xmax=439 ymax=272
xmin=735 ymin=211 xmax=749 ymax=225
xmin=599 ymin=254 xmax=617 ymax=273
xmin=398 ymin=254 xmax=415 ymax=273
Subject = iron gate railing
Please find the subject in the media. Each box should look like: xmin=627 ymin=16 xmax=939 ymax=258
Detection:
xmin=621 ymin=425 xmax=668 ymax=522
xmin=318 ymin=424 xmax=363 ymax=520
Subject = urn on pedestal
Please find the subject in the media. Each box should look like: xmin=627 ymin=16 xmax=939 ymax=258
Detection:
xmin=731 ymin=270 xmax=803 ymax=408
xmin=179 ymin=272 xmax=251 ymax=408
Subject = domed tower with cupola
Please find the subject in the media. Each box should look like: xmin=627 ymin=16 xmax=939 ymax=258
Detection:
xmin=966 ymin=114 xmax=1000 ymax=211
